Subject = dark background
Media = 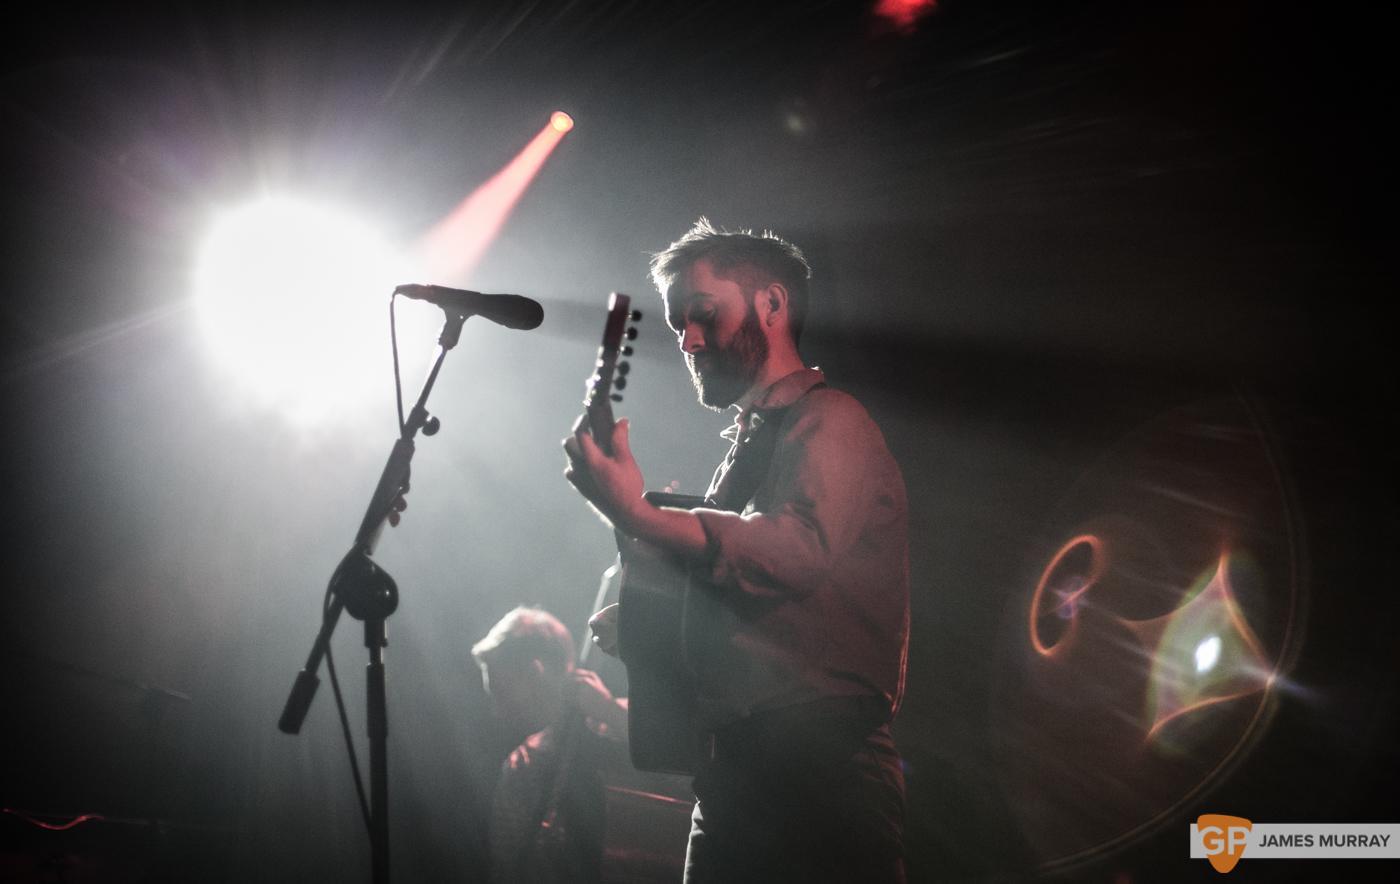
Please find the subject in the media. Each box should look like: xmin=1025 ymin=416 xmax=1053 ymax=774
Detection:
xmin=1 ymin=1 xmax=1393 ymax=881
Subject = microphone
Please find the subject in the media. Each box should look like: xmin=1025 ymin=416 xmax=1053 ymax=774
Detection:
xmin=394 ymin=284 xmax=544 ymax=330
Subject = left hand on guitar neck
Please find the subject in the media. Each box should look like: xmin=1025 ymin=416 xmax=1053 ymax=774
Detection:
xmin=562 ymin=415 xmax=646 ymax=531
xmin=563 ymin=414 xmax=711 ymax=562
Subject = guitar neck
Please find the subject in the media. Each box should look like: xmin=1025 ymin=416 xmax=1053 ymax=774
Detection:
xmin=587 ymin=398 xmax=617 ymax=456
xmin=581 ymin=292 xmax=634 ymax=457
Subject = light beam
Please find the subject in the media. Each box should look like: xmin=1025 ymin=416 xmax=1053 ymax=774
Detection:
xmin=418 ymin=112 xmax=574 ymax=282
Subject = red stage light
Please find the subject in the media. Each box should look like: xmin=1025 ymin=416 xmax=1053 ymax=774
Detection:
xmin=875 ymin=0 xmax=937 ymax=30
xmin=418 ymin=115 xmax=573 ymax=281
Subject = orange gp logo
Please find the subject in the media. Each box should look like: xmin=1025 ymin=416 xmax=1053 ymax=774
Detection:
xmin=1198 ymin=814 xmax=1253 ymax=873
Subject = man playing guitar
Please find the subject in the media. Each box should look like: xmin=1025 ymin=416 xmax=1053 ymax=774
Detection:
xmin=564 ymin=218 xmax=910 ymax=882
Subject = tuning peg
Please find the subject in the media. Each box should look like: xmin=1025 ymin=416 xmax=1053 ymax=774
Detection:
xmin=622 ymin=346 xmax=634 ymax=357
xmin=610 ymin=394 xmax=623 ymax=402
xmin=615 ymin=377 xmax=627 ymax=390
xmin=630 ymin=310 xmax=642 ymax=321
xmin=626 ymin=327 xmax=638 ymax=340
xmin=617 ymin=361 xmax=630 ymax=375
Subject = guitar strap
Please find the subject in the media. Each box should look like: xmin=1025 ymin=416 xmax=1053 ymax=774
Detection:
xmin=708 ymin=383 xmax=827 ymax=513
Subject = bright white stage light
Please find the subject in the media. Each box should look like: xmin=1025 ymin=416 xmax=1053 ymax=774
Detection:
xmin=194 ymin=195 xmax=413 ymax=426
xmin=1194 ymin=635 xmax=1222 ymax=674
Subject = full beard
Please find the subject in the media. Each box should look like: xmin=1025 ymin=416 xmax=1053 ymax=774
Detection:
xmin=686 ymin=308 xmax=768 ymax=411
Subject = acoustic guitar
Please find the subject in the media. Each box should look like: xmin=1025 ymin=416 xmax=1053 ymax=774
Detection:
xmin=580 ymin=293 xmax=713 ymax=775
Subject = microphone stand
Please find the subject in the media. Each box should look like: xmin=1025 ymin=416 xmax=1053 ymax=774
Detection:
xmin=278 ymin=308 xmax=469 ymax=884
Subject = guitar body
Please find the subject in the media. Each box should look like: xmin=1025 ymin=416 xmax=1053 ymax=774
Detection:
xmin=614 ymin=495 xmax=716 ymax=775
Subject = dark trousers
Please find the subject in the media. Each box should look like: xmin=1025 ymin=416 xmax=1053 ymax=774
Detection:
xmin=683 ymin=701 xmax=906 ymax=883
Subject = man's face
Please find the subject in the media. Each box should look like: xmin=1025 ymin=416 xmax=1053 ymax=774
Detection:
xmin=480 ymin=657 xmax=557 ymax=736
xmin=665 ymin=258 xmax=769 ymax=411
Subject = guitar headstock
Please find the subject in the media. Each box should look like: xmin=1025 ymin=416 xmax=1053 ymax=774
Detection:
xmin=582 ymin=292 xmax=641 ymax=455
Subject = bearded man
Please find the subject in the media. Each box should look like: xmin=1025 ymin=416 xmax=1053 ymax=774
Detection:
xmin=564 ymin=218 xmax=910 ymax=883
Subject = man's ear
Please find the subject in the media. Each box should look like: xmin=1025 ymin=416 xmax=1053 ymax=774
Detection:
xmin=756 ymin=282 xmax=789 ymax=326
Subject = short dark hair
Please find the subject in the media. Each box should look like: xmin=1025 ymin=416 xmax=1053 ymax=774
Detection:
xmin=649 ymin=217 xmax=812 ymax=345
xmin=471 ymin=606 xmax=574 ymax=674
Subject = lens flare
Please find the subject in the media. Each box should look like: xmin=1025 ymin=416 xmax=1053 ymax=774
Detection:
xmin=1029 ymin=535 xmax=1105 ymax=656
xmin=1195 ymin=636 xmax=1222 ymax=674
xmin=1134 ymin=551 xmax=1272 ymax=742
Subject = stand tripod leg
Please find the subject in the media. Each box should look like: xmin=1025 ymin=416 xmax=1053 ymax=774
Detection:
xmin=367 ymin=619 xmax=389 ymax=884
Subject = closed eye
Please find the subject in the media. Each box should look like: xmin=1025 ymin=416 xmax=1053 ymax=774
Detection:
xmin=687 ymin=305 xmax=716 ymax=325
